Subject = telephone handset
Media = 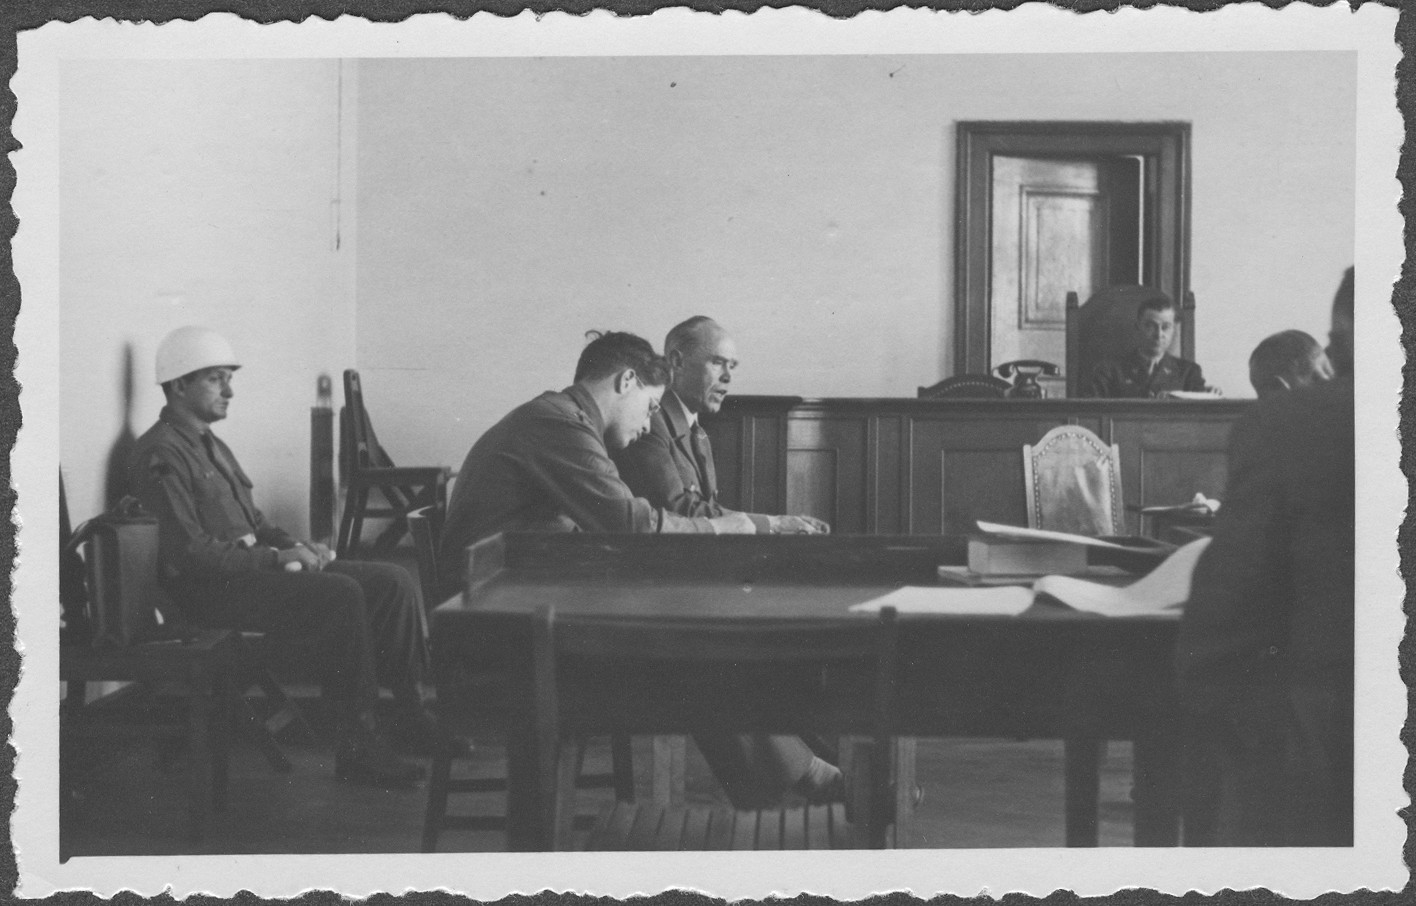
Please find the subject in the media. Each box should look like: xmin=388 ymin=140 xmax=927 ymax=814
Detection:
xmin=993 ymin=360 xmax=1061 ymax=399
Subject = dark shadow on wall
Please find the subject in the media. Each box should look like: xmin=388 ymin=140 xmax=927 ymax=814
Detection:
xmin=102 ymin=343 xmax=137 ymax=508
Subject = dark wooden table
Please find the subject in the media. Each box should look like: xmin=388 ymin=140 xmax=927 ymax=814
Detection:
xmin=431 ymin=533 xmax=1183 ymax=851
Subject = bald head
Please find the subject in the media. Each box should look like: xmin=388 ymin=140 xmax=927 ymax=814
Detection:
xmin=664 ymin=316 xmax=738 ymax=415
xmin=1248 ymin=330 xmax=1332 ymax=399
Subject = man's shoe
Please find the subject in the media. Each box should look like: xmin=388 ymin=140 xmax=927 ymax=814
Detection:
xmin=334 ymin=734 xmax=426 ymax=788
xmin=392 ymin=707 xmax=473 ymax=758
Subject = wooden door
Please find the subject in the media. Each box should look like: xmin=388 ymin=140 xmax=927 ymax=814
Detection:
xmin=989 ymin=155 xmax=1145 ymax=371
xmin=990 ymin=156 xmax=1106 ymax=368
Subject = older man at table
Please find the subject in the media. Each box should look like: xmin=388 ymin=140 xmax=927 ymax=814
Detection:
xmin=1176 ymin=268 xmax=1354 ymax=846
xmin=611 ymin=316 xmax=836 ymax=809
xmin=440 ymin=329 xmax=843 ymax=806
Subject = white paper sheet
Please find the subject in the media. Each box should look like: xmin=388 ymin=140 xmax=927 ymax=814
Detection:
xmin=849 ymin=584 xmax=1034 ymax=616
xmin=1032 ymin=537 xmax=1212 ymax=616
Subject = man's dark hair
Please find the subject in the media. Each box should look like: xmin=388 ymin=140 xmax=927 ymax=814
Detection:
xmin=1136 ymin=295 xmax=1177 ymax=318
xmin=1249 ymin=329 xmax=1324 ymax=394
xmin=574 ymin=330 xmax=671 ymax=386
xmin=664 ymin=315 xmax=717 ymax=358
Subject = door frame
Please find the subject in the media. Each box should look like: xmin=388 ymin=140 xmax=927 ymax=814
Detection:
xmin=954 ymin=121 xmax=1192 ymax=376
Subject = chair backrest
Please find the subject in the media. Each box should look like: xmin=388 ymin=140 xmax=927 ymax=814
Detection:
xmin=341 ymin=369 xmax=395 ymax=475
xmin=71 ymin=513 xmax=180 ymax=647
xmin=60 ymin=471 xmax=90 ymax=641
xmin=1065 ymin=285 xmax=1195 ymax=396
xmin=407 ymin=504 xmax=452 ymax=608
xmin=917 ymin=374 xmax=1010 ymax=399
xmin=530 ymin=606 xmax=899 ymax=848
xmin=1022 ymin=425 xmax=1124 ymax=536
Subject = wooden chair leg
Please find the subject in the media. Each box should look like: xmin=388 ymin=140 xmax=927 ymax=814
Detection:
xmin=186 ymin=669 xmax=212 ymax=841
xmin=1064 ymin=736 xmax=1103 ymax=846
xmin=338 ymin=486 xmax=370 ymax=559
xmin=610 ymin=733 xmax=634 ymax=802
xmin=336 ymin=487 xmax=358 ymax=559
xmin=421 ymin=749 xmax=453 ymax=853
xmin=211 ymin=669 xmax=232 ymax=812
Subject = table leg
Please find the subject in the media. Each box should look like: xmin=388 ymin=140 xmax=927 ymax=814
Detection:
xmin=505 ymin=725 xmax=543 ymax=851
xmin=632 ymin=735 xmax=685 ymax=808
xmin=1132 ymin=730 xmax=1182 ymax=846
xmin=891 ymin=737 xmax=918 ymax=848
xmin=1063 ymin=737 xmax=1102 ymax=847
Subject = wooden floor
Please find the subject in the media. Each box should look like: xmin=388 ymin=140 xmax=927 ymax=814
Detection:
xmin=62 ymin=724 xmax=1140 ymax=856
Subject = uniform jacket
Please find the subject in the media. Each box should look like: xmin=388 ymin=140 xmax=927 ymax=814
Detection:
xmin=128 ymin=406 xmax=297 ymax=578
xmin=440 ymin=383 xmax=715 ymax=569
xmin=1084 ymin=352 xmax=1208 ymax=399
xmin=612 ymin=390 xmax=770 ymax=532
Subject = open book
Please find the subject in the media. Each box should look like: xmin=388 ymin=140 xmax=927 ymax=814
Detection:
xmin=850 ymin=536 xmax=1211 ymax=618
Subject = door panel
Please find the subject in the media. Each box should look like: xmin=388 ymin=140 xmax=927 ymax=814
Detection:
xmin=991 ymin=156 xmax=1105 ymax=367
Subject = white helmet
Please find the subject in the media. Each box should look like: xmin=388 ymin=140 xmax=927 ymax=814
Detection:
xmin=154 ymin=326 xmax=241 ymax=385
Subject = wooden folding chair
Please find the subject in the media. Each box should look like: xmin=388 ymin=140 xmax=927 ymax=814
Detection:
xmin=336 ymin=369 xmax=450 ymax=559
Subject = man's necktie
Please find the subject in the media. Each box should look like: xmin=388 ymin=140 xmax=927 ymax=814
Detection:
xmin=689 ymin=423 xmax=717 ymax=502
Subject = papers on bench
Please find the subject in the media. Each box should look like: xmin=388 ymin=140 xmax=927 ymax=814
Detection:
xmin=973 ymin=520 xmax=1141 ymax=551
xmin=851 ymin=536 xmax=1212 ymax=618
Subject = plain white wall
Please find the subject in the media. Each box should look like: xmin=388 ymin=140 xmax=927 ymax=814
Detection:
xmin=356 ymin=52 xmax=1355 ymax=469
xmin=59 ymin=52 xmax=1354 ymax=522
xmin=59 ymin=59 xmax=359 ymax=530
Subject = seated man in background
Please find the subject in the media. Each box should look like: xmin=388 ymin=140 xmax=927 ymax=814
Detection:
xmin=440 ymin=330 xmax=843 ymax=805
xmin=612 ymin=316 xmax=834 ymax=809
xmin=131 ymin=327 xmax=445 ymax=789
xmin=1247 ymin=329 xmax=1333 ymax=399
xmin=1175 ymin=268 xmax=1354 ymax=845
xmin=1083 ymin=295 xmax=1215 ymax=399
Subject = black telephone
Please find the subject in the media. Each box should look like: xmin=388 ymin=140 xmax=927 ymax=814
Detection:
xmin=993 ymin=360 xmax=1061 ymax=399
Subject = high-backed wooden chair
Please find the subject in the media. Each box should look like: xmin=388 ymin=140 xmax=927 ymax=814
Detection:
xmin=530 ymin=605 xmax=899 ymax=851
xmin=917 ymin=374 xmax=1011 ymax=399
xmin=337 ymin=369 xmax=450 ymax=559
xmin=1021 ymin=425 xmax=1124 ymax=815
xmin=61 ymin=516 xmax=238 ymax=844
xmin=1023 ymin=425 xmax=1124 ymax=537
xmin=1065 ymin=285 xmax=1196 ymax=397
xmin=412 ymin=506 xmax=635 ymax=852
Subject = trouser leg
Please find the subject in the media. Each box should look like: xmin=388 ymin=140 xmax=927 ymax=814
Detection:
xmin=324 ymin=560 xmax=429 ymax=698
xmin=1207 ymin=683 xmax=1352 ymax=846
xmin=172 ymin=570 xmax=379 ymax=722
xmin=692 ymin=734 xmax=820 ymax=809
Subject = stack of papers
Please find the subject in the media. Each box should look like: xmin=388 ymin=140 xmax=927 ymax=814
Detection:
xmin=851 ymin=537 xmax=1212 ymax=618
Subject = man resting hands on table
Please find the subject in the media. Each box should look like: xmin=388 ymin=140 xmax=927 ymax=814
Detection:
xmin=612 ymin=316 xmax=839 ymax=809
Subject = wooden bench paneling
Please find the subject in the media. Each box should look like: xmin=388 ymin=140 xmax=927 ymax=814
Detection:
xmin=708 ymin=397 xmax=1250 ymax=535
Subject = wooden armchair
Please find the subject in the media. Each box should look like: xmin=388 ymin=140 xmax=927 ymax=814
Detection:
xmin=1065 ymin=285 xmax=1195 ymax=397
xmin=529 ymin=605 xmax=900 ymax=851
xmin=61 ymin=516 xmax=238 ymax=845
xmin=412 ymin=506 xmax=635 ymax=853
xmin=1023 ymin=425 xmax=1124 ymax=537
xmin=336 ymin=369 xmax=450 ymax=559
